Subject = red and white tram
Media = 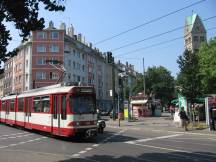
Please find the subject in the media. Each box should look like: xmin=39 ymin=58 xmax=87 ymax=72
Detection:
xmin=0 ymin=83 xmax=97 ymax=138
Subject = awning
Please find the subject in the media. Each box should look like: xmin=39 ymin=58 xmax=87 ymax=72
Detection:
xmin=131 ymin=100 xmax=148 ymax=104
xmin=194 ymin=97 xmax=205 ymax=104
xmin=171 ymin=99 xmax=178 ymax=104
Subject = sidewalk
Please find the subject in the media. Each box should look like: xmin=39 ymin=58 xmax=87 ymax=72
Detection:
xmin=106 ymin=113 xmax=216 ymax=135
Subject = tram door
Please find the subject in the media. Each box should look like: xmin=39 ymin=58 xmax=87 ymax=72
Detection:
xmin=5 ymin=101 xmax=9 ymax=123
xmin=24 ymin=97 xmax=32 ymax=128
xmin=1 ymin=101 xmax=6 ymax=123
xmin=52 ymin=95 xmax=67 ymax=135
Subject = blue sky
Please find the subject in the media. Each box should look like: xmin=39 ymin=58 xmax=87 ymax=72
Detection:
xmin=8 ymin=0 xmax=216 ymax=77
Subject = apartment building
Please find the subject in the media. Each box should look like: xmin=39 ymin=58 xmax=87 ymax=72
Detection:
xmin=3 ymin=21 xmax=138 ymax=111
xmin=0 ymin=74 xmax=4 ymax=97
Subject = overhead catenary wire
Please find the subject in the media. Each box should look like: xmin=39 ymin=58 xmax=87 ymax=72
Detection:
xmin=111 ymin=15 xmax=216 ymax=52
xmin=93 ymin=0 xmax=206 ymax=46
xmin=115 ymin=26 xmax=216 ymax=58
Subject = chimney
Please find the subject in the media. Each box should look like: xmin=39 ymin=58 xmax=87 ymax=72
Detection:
xmin=60 ymin=23 xmax=66 ymax=31
xmin=67 ymin=24 xmax=74 ymax=37
xmin=83 ymin=36 xmax=85 ymax=44
xmin=89 ymin=43 xmax=92 ymax=48
xmin=78 ymin=33 xmax=82 ymax=42
xmin=49 ymin=21 xmax=54 ymax=29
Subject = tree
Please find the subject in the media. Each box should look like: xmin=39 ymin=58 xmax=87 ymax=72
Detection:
xmin=145 ymin=66 xmax=175 ymax=105
xmin=0 ymin=0 xmax=65 ymax=66
xmin=176 ymin=49 xmax=202 ymax=104
xmin=132 ymin=66 xmax=175 ymax=106
xmin=131 ymin=73 xmax=144 ymax=95
xmin=198 ymin=37 xmax=216 ymax=94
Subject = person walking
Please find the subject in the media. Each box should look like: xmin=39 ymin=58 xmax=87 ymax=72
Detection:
xmin=179 ymin=108 xmax=189 ymax=131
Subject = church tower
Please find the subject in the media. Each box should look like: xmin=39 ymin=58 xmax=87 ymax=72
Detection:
xmin=184 ymin=13 xmax=207 ymax=52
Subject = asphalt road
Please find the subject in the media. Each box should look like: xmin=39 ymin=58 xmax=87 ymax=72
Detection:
xmin=0 ymin=123 xmax=216 ymax=162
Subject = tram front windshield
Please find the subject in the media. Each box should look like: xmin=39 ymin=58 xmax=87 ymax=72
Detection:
xmin=70 ymin=95 xmax=96 ymax=114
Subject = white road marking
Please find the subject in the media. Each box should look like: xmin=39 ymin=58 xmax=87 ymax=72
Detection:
xmin=131 ymin=143 xmax=190 ymax=153
xmin=125 ymin=134 xmax=182 ymax=144
xmin=70 ymin=129 xmax=126 ymax=158
xmin=164 ymin=138 xmax=216 ymax=147
xmin=128 ymin=142 xmax=216 ymax=160
xmin=78 ymin=150 xmax=87 ymax=154
xmin=71 ymin=154 xmax=80 ymax=157
xmin=86 ymin=148 xmax=93 ymax=151
xmin=0 ymin=133 xmax=33 ymax=140
xmin=92 ymin=144 xmax=99 ymax=147
xmin=152 ymin=129 xmax=216 ymax=136
xmin=0 ymin=137 xmax=47 ymax=149
xmin=0 ymin=132 xmax=27 ymax=138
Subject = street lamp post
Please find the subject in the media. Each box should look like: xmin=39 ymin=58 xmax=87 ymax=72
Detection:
xmin=117 ymin=87 xmax=120 ymax=127
xmin=118 ymin=72 xmax=128 ymax=127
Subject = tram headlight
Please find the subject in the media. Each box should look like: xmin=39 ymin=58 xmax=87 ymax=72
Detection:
xmin=76 ymin=122 xmax=80 ymax=126
xmin=68 ymin=121 xmax=80 ymax=127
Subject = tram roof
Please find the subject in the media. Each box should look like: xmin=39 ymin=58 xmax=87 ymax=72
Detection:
xmin=1 ymin=83 xmax=94 ymax=100
xmin=18 ymin=84 xmax=75 ymax=98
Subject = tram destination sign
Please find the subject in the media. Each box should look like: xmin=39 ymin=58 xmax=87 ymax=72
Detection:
xmin=76 ymin=88 xmax=94 ymax=93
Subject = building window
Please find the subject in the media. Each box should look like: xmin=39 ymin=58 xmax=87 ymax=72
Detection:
xmin=68 ymin=73 xmax=71 ymax=80
xmin=193 ymin=36 xmax=198 ymax=42
xmin=49 ymin=44 xmax=59 ymax=53
xmin=82 ymin=65 xmax=85 ymax=71
xmin=19 ymin=75 xmax=22 ymax=83
xmin=77 ymin=75 xmax=80 ymax=82
xmin=51 ymin=31 xmax=59 ymax=39
xmin=37 ymin=45 xmax=46 ymax=53
xmin=36 ymin=72 xmax=46 ymax=80
xmin=82 ymin=53 xmax=85 ymax=60
xmin=73 ymin=61 xmax=76 ymax=68
xmin=26 ymin=74 xmax=28 ymax=82
xmin=37 ymin=58 xmax=46 ymax=65
xmin=49 ymin=72 xmax=58 ymax=80
xmin=37 ymin=32 xmax=46 ymax=39
xmin=26 ymin=60 xmax=28 ymax=67
xmin=77 ymin=63 xmax=80 ymax=70
xmin=68 ymin=60 xmax=71 ymax=66
xmin=73 ymin=74 xmax=76 ymax=82
xmin=73 ymin=49 xmax=76 ymax=56
xmin=200 ymin=36 xmax=205 ymax=42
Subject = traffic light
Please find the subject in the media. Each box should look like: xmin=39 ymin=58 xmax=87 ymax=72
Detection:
xmin=107 ymin=52 xmax=113 ymax=63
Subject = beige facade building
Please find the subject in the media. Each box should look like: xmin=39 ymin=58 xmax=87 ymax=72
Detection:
xmin=0 ymin=74 xmax=4 ymax=97
xmin=184 ymin=13 xmax=207 ymax=52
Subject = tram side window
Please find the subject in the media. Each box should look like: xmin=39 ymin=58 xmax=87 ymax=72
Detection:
xmin=18 ymin=98 xmax=24 ymax=112
xmin=10 ymin=100 xmax=15 ymax=112
xmin=41 ymin=96 xmax=50 ymax=113
xmin=61 ymin=96 xmax=67 ymax=120
xmin=1 ymin=101 xmax=6 ymax=111
xmin=33 ymin=97 xmax=41 ymax=112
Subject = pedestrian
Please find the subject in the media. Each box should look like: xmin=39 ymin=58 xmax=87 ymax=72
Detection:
xmin=178 ymin=107 xmax=189 ymax=131
xmin=171 ymin=109 xmax=174 ymax=119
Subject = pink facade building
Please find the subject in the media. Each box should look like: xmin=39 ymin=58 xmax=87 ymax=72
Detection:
xmin=31 ymin=26 xmax=64 ymax=88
